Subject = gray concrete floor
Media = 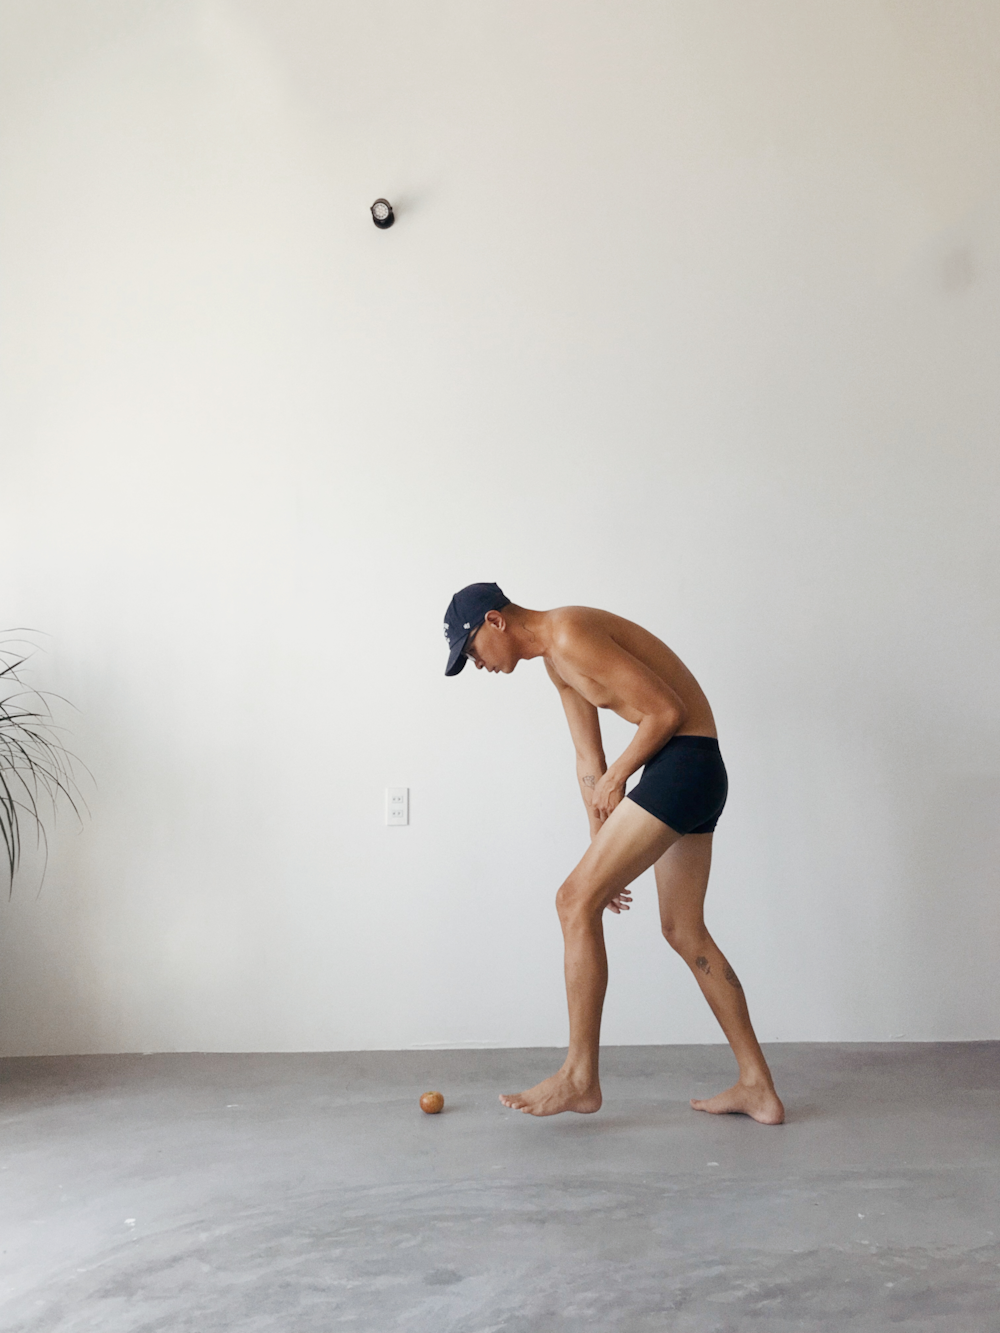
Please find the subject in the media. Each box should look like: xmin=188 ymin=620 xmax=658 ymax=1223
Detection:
xmin=1 ymin=1044 xmax=998 ymax=1331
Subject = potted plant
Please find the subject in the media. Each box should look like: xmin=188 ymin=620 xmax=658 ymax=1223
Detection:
xmin=1 ymin=634 xmax=87 ymax=894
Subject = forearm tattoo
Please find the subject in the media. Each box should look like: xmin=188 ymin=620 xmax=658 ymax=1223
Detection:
xmin=695 ymin=955 xmax=712 ymax=976
xmin=582 ymin=774 xmax=597 ymax=788
xmin=723 ymin=964 xmax=742 ymax=990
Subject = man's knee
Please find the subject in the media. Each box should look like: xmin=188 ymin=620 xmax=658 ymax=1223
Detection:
xmin=556 ymin=874 xmax=601 ymax=928
xmin=661 ymin=916 xmax=709 ymax=958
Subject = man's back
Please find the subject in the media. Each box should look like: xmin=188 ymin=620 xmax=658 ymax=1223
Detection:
xmin=542 ymin=606 xmax=717 ymax=737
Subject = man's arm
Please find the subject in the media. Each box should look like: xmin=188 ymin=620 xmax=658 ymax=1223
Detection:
xmin=544 ymin=660 xmax=606 ymax=841
xmin=551 ymin=623 xmax=688 ymax=820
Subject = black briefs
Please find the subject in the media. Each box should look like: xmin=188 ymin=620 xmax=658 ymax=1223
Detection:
xmin=625 ymin=735 xmax=728 ymax=835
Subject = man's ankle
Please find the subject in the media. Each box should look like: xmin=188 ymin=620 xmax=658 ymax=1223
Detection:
xmin=562 ymin=1063 xmax=599 ymax=1089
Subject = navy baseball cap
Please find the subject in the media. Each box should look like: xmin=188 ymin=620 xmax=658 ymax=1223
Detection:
xmin=443 ymin=582 xmax=510 ymax=676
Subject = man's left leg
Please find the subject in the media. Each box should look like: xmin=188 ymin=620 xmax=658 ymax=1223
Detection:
xmin=500 ymin=798 xmax=679 ymax=1115
xmin=655 ymin=833 xmax=784 ymax=1124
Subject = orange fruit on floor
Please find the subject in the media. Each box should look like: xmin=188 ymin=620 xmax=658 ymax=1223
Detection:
xmin=419 ymin=1091 xmax=445 ymax=1114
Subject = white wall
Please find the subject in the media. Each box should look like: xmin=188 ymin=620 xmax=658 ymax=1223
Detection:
xmin=2 ymin=0 xmax=999 ymax=1055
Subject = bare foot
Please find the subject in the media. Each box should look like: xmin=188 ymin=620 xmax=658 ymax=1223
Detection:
xmin=499 ymin=1070 xmax=602 ymax=1116
xmin=690 ymin=1081 xmax=785 ymax=1125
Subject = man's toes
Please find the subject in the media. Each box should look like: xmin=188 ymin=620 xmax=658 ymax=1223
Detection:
xmin=690 ymin=1095 xmax=727 ymax=1114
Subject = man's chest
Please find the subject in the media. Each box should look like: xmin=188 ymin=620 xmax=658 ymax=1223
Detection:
xmin=547 ymin=655 xmax=621 ymax=712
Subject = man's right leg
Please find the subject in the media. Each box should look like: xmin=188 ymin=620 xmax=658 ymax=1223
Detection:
xmin=654 ymin=834 xmax=784 ymax=1124
xmin=499 ymin=797 xmax=679 ymax=1116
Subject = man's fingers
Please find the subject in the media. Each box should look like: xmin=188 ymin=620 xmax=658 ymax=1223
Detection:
xmin=606 ymin=890 xmax=634 ymax=914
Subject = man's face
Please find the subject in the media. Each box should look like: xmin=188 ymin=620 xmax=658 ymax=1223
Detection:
xmin=465 ymin=613 xmax=515 ymax=673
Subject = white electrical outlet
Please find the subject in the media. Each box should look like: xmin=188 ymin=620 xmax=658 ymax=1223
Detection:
xmin=385 ymin=787 xmax=409 ymax=826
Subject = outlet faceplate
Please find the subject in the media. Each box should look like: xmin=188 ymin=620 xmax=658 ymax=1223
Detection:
xmin=385 ymin=787 xmax=409 ymax=826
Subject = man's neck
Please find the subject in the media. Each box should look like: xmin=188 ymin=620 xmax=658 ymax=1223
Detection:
xmin=506 ymin=605 xmax=550 ymax=661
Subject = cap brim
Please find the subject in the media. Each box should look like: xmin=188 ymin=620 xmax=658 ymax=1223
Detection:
xmin=445 ymin=637 xmax=469 ymax=676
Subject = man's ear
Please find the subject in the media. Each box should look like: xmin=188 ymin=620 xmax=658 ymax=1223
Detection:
xmin=486 ymin=609 xmax=506 ymax=631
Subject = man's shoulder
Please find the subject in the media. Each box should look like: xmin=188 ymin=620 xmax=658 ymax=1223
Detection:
xmin=546 ymin=606 xmax=614 ymax=655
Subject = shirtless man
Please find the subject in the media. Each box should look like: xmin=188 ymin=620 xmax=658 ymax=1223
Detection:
xmin=443 ymin=582 xmax=784 ymax=1124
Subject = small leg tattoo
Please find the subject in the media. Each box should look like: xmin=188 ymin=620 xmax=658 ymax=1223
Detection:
xmin=723 ymin=964 xmax=742 ymax=990
xmin=695 ymin=955 xmax=712 ymax=976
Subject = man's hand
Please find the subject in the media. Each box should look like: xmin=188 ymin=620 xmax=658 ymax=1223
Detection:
xmin=605 ymin=887 xmax=633 ymax=915
xmin=591 ymin=771 xmax=626 ymax=821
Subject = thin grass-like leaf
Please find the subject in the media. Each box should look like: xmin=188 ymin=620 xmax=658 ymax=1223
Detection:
xmin=0 ymin=633 xmax=90 ymax=896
